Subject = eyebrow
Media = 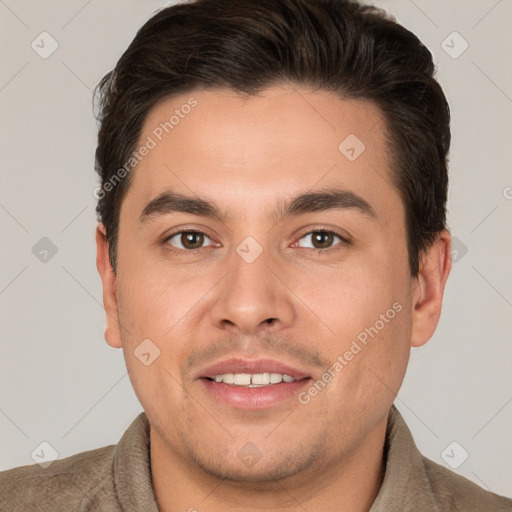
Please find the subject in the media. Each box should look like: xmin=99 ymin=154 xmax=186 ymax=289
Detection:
xmin=138 ymin=187 xmax=377 ymax=224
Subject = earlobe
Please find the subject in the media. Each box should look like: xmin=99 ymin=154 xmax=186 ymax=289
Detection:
xmin=95 ymin=223 xmax=123 ymax=349
xmin=410 ymin=230 xmax=452 ymax=348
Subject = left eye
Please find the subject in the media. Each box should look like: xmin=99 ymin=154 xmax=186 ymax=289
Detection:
xmin=296 ymin=230 xmax=346 ymax=250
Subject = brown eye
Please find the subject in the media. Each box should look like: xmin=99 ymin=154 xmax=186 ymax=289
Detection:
xmin=312 ymin=232 xmax=334 ymax=249
xmin=296 ymin=230 xmax=346 ymax=251
xmin=166 ymin=231 xmax=212 ymax=251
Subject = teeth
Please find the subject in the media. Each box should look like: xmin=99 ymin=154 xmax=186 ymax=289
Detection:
xmin=222 ymin=373 xmax=234 ymax=384
xmin=233 ymin=373 xmax=251 ymax=385
xmin=251 ymin=373 xmax=270 ymax=385
xmin=211 ymin=372 xmax=297 ymax=386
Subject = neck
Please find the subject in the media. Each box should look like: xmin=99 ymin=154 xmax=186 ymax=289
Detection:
xmin=150 ymin=416 xmax=387 ymax=512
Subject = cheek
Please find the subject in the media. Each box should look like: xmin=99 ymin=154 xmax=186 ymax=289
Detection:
xmin=292 ymin=252 xmax=401 ymax=335
xmin=332 ymin=293 xmax=412 ymax=406
xmin=117 ymin=273 xmax=191 ymax=416
xmin=301 ymin=249 xmax=412 ymax=391
xmin=116 ymin=257 xmax=205 ymax=341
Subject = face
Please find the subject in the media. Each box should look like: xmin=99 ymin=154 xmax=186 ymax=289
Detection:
xmin=96 ymin=84 xmax=450 ymax=484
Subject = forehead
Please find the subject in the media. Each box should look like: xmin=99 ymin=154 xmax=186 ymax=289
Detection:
xmin=121 ymin=85 xmax=402 ymax=225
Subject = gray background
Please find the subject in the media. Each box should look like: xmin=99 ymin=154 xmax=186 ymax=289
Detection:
xmin=1 ymin=0 xmax=511 ymax=499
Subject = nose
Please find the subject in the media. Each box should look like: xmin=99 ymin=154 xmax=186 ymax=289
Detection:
xmin=209 ymin=244 xmax=295 ymax=335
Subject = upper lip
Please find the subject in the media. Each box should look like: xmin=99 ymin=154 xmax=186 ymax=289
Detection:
xmin=195 ymin=357 xmax=311 ymax=381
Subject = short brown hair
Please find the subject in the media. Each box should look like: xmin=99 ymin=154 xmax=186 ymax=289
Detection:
xmin=94 ymin=0 xmax=450 ymax=277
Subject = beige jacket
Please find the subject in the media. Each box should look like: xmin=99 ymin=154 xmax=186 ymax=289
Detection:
xmin=1 ymin=405 xmax=511 ymax=511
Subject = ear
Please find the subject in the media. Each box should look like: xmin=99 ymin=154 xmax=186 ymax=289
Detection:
xmin=410 ymin=229 xmax=452 ymax=348
xmin=95 ymin=223 xmax=122 ymax=349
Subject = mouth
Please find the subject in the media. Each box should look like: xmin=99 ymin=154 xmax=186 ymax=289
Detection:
xmin=195 ymin=358 xmax=312 ymax=409
xmin=206 ymin=372 xmax=298 ymax=387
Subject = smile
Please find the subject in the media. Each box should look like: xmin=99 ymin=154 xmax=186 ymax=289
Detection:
xmin=208 ymin=372 xmax=297 ymax=387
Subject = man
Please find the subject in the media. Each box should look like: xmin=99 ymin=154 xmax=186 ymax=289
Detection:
xmin=1 ymin=0 xmax=510 ymax=510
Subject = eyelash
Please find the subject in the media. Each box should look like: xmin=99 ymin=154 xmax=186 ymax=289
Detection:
xmin=163 ymin=228 xmax=350 ymax=255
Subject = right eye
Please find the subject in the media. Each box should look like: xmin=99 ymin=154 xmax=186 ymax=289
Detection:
xmin=165 ymin=230 xmax=215 ymax=252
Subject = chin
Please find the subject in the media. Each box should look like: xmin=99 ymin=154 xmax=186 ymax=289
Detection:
xmin=184 ymin=440 xmax=323 ymax=484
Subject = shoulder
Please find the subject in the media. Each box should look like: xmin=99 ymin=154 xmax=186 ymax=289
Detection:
xmin=383 ymin=406 xmax=512 ymax=511
xmin=0 ymin=444 xmax=118 ymax=510
xmin=421 ymin=456 xmax=512 ymax=511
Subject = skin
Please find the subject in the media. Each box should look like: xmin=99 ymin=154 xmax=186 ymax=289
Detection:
xmin=96 ymin=84 xmax=451 ymax=512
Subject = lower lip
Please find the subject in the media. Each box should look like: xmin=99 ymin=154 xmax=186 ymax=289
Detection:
xmin=199 ymin=378 xmax=311 ymax=409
